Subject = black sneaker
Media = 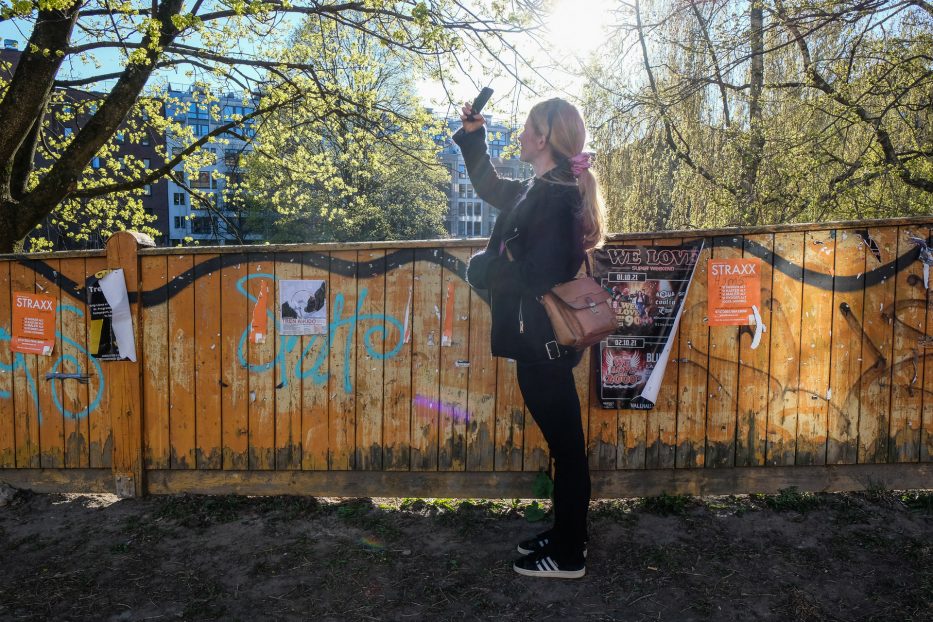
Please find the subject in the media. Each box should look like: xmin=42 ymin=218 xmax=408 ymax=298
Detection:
xmin=516 ymin=531 xmax=587 ymax=558
xmin=513 ymin=550 xmax=586 ymax=579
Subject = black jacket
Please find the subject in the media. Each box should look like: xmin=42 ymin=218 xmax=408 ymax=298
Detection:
xmin=453 ymin=126 xmax=586 ymax=363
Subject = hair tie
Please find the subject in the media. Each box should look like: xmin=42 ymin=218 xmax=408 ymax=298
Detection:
xmin=569 ymin=152 xmax=593 ymax=177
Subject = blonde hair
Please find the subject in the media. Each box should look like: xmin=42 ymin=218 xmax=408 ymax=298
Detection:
xmin=528 ymin=98 xmax=607 ymax=250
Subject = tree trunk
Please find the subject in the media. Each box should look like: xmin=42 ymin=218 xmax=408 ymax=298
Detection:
xmin=740 ymin=0 xmax=765 ymax=225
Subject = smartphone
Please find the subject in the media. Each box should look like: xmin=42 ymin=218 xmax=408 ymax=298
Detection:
xmin=467 ymin=87 xmax=494 ymax=120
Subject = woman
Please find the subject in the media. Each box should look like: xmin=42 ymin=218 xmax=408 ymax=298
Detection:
xmin=453 ymin=97 xmax=607 ymax=579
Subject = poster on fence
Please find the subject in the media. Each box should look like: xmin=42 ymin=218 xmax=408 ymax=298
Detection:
xmin=86 ymin=269 xmax=136 ymax=361
xmin=707 ymin=258 xmax=761 ymax=326
xmin=278 ymin=279 xmax=328 ymax=335
xmin=10 ymin=291 xmax=56 ymax=356
xmin=593 ymin=240 xmax=704 ymax=410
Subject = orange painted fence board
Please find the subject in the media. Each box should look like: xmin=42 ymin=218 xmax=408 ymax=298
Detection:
xmin=1 ymin=219 xmax=931 ymax=497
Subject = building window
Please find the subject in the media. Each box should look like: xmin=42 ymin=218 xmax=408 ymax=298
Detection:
xmin=192 ymin=123 xmax=209 ymax=137
xmin=143 ymin=184 xmax=152 ymax=197
xmin=191 ymin=216 xmax=212 ymax=234
xmin=191 ymin=172 xmax=211 ymax=189
xmin=63 ymin=127 xmax=73 ymax=138
xmin=458 ymin=184 xmax=466 ymax=195
xmin=458 ymin=202 xmax=465 ymax=216
xmin=115 ymin=132 xmax=125 ymax=143
xmin=141 ymin=132 xmax=150 ymax=146
xmin=458 ymin=221 xmax=466 ymax=236
xmin=173 ymin=192 xmax=186 ymax=205
xmin=143 ymin=159 xmax=151 ymax=169
xmin=174 ymin=216 xmax=184 ymax=229
xmin=91 ymin=157 xmax=101 ymax=169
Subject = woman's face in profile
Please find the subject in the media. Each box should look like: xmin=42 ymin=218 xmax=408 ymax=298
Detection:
xmin=517 ymin=115 xmax=545 ymax=163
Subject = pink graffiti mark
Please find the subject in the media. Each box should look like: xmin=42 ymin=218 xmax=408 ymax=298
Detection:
xmin=413 ymin=394 xmax=471 ymax=424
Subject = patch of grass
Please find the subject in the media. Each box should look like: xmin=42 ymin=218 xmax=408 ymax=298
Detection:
xmin=589 ymin=499 xmax=638 ymax=522
xmin=331 ymin=499 xmax=400 ymax=540
xmin=758 ymin=487 xmax=822 ymax=513
xmin=641 ymin=492 xmax=693 ymax=516
xmin=900 ymin=490 xmax=933 ymax=514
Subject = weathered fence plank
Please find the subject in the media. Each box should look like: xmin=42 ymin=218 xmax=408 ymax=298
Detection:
xmin=795 ymin=231 xmax=836 ymax=465
xmin=0 ymin=261 xmax=14 ymax=468
xmin=141 ymin=255 xmax=170 ymax=469
xmin=194 ymin=255 xmax=223 ymax=469
xmin=328 ymin=250 xmax=358 ymax=470
xmin=10 ymin=260 xmax=39 ymax=468
xmin=355 ymin=249 xmax=386 ymax=471
xmin=888 ymin=227 xmax=925 ymax=462
xmin=676 ymin=239 xmax=710 ymax=468
xmin=382 ymin=249 xmax=413 ymax=471
xmin=247 ymin=255 xmax=275 ymax=470
xmin=465 ymin=247 xmax=497 ymax=471
xmin=85 ymin=255 xmax=112 ymax=468
xmin=858 ymin=227 xmax=898 ymax=464
xmin=219 ymin=254 xmax=249 ymax=470
xmin=827 ymin=229 xmax=866 ymax=464
xmin=736 ymin=233 xmax=774 ymax=467
xmin=767 ymin=232 xmax=804 ymax=465
xmin=273 ymin=253 xmax=302 ymax=470
xmin=410 ymin=248 xmax=442 ymax=471
xmin=439 ymin=249 xmax=470 ymax=471
xmin=60 ymin=257 xmax=90 ymax=469
xmin=167 ymin=254 xmax=196 ymax=469
xmin=299 ymin=251 xmax=330 ymax=471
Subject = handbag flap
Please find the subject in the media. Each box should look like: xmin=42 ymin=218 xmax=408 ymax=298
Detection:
xmin=548 ymin=277 xmax=612 ymax=310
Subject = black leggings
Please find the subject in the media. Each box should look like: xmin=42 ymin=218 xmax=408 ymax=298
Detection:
xmin=516 ymin=357 xmax=591 ymax=560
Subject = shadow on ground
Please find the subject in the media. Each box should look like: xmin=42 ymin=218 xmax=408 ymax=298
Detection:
xmin=0 ymin=487 xmax=930 ymax=621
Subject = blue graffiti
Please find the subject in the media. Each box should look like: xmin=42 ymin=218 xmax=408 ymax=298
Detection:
xmin=0 ymin=304 xmax=104 ymax=423
xmin=236 ymin=274 xmax=405 ymax=393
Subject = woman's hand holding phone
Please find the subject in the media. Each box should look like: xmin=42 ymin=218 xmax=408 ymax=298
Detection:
xmin=459 ymin=102 xmax=485 ymax=133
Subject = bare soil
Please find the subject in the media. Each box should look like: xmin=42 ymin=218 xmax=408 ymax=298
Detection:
xmin=0 ymin=487 xmax=930 ymax=621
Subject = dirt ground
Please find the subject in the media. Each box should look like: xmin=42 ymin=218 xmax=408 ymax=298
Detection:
xmin=0 ymin=486 xmax=930 ymax=622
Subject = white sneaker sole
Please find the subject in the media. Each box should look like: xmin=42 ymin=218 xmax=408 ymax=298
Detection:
xmin=516 ymin=545 xmax=587 ymax=558
xmin=512 ymin=563 xmax=586 ymax=579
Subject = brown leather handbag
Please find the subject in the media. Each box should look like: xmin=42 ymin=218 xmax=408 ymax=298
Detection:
xmin=538 ymin=255 xmax=618 ymax=350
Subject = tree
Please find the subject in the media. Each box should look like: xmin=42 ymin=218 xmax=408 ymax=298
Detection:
xmin=236 ymin=16 xmax=448 ymax=243
xmin=583 ymin=0 xmax=933 ymax=232
xmin=0 ymin=0 xmax=527 ymax=253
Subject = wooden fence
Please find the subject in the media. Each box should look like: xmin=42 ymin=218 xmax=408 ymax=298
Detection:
xmin=1 ymin=217 xmax=931 ymax=498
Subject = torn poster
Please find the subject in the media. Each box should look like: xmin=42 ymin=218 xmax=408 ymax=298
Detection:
xmin=99 ymin=269 xmax=136 ymax=362
xmin=87 ymin=269 xmax=131 ymax=361
xmin=441 ymin=282 xmax=455 ymax=346
xmin=593 ymin=240 xmax=704 ymax=410
xmin=907 ymin=232 xmax=933 ymax=289
xmin=278 ymin=279 xmax=327 ymax=335
xmin=10 ymin=291 xmax=57 ymax=356
xmin=249 ymin=280 xmax=269 ymax=344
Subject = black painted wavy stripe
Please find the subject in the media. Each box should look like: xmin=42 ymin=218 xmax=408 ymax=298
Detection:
xmin=7 ymin=232 xmax=928 ymax=308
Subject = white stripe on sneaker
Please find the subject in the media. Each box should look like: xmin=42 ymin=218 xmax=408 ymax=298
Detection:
xmin=543 ymin=556 xmax=557 ymax=572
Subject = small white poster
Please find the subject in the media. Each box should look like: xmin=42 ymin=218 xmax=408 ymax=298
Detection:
xmin=278 ymin=279 xmax=327 ymax=335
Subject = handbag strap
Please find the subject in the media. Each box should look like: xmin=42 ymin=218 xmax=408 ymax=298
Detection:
xmin=575 ymin=252 xmax=592 ymax=279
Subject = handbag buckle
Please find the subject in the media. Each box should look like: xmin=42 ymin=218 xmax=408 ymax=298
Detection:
xmin=545 ymin=341 xmax=562 ymax=360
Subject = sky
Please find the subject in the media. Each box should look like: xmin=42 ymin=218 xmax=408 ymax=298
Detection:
xmin=0 ymin=0 xmax=622 ymax=127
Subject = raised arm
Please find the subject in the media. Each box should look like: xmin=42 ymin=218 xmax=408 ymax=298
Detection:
xmin=451 ymin=108 xmax=526 ymax=211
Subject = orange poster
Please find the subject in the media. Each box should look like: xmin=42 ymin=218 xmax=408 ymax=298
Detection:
xmin=11 ymin=291 xmax=57 ymax=355
xmin=707 ymin=258 xmax=762 ymax=326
